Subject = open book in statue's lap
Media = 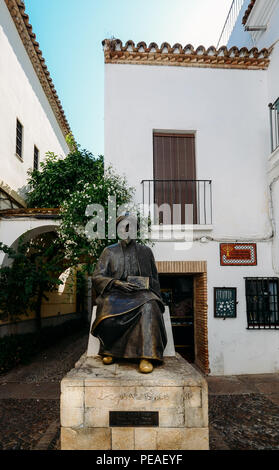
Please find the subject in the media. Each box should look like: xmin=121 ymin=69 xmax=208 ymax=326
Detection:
xmin=91 ymin=234 xmax=167 ymax=374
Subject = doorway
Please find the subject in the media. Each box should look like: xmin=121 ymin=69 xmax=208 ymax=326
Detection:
xmin=159 ymin=274 xmax=195 ymax=363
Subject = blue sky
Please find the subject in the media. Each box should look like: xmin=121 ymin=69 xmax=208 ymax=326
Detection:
xmin=25 ymin=0 xmax=232 ymax=155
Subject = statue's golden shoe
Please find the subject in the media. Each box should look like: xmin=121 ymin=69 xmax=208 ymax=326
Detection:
xmin=139 ymin=359 xmax=153 ymax=374
xmin=103 ymin=356 xmax=114 ymax=365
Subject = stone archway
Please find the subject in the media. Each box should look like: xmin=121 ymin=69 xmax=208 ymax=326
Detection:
xmin=156 ymin=260 xmax=209 ymax=375
xmin=1 ymin=224 xmax=59 ymax=267
xmin=0 ymin=212 xmax=78 ymax=337
xmin=0 ymin=210 xmax=60 ymax=267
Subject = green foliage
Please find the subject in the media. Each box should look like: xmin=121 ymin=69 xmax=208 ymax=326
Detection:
xmin=66 ymin=132 xmax=78 ymax=153
xmin=25 ymin=145 xmax=151 ymax=274
xmin=58 ymin=165 xmax=135 ymax=272
xmin=25 ymin=143 xmax=139 ymax=271
xmin=26 ymin=148 xmax=104 ymax=208
xmin=0 ymin=318 xmax=86 ymax=374
xmin=0 ymin=235 xmax=65 ymax=325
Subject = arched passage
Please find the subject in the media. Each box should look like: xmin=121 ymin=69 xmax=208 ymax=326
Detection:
xmin=0 ymin=218 xmax=59 ymax=267
xmin=0 ymin=214 xmax=80 ymax=336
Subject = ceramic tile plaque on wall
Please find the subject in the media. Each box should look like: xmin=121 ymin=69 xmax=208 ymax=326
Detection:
xmin=220 ymin=243 xmax=257 ymax=266
xmin=214 ymin=287 xmax=237 ymax=318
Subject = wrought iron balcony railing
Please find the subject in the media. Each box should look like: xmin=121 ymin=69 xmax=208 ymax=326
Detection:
xmin=269 ymin=99 xmax=279 ymax=153
xmin=217 ymin=0 xmax=245 ymax=48
xmin=141 ymin=180 xmax=212 ymax=225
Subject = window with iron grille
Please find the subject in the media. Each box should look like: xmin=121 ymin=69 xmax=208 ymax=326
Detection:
xmin=245 ymin=278 xmax=279 ymax=329
xmin=16 ymin=119 xmax=23 ymax=158
xmin=34 ymin=146 xmax=39 ymax=170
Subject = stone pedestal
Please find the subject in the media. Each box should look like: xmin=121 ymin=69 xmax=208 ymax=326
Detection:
xmin=60 ymin=354 xmax=209 ymax=450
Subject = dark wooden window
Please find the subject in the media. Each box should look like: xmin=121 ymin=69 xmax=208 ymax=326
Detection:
xmin=16 ymin=119 xmax=23 ymax=158
xmin=153 ymin=133 xmax=197 ymax=224
xmin=34 ymin=146 xmax=39 ymax=170
xmin=245 ymin=278 xmax=279 ymax=329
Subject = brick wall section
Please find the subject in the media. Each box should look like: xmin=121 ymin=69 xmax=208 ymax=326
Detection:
xmin=194 ymin=273 xmax=209 ymax=375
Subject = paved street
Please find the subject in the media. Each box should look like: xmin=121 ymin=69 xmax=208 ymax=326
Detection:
xmin=208 ymin=374 xmax=279 ymax=450
xmin=0 ymin=327 xmax=88 ymax=450
xmin=0 ymin=329 xmax=279 ymax=450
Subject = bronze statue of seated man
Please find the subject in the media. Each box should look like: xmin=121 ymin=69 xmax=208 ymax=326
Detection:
xmin=91 ymin=215 xmax=167 ymax=373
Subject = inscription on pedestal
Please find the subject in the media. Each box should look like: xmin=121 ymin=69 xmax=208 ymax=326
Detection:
xmin=109 ymin=411 xmax=159 ymax=427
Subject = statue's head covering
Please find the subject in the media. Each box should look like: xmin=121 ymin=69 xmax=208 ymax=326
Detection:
xmin=116 ymin=211 xmax=135 ymax=226
xmin=116 ymin=214 xmax=128 ymax=226
xmin=116 ymin=212 xmax=138 ymax=241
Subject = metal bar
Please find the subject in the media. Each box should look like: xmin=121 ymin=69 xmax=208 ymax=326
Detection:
xmin=204 ymin=181 xmax=207 ymax=225
xmin=185 ymin=180 xmax=188 ymax=224
xmin=217 ymin=0 xmax=245 ymax=48
xmin=179 ymin=180 xmax=182 ymax=224
xmin=210 ymin=181 xmax=213 ymax=225
xmin=140 ymin=179 xmax=211 ymax=182
xmin=141 ymin=179 xmax=212 ymax=226
xmin=269 ymin=280 xmax=272 ymax=329
xmin=197 ymin=181 xmax=200 ymax=224
xmin=275 ymin=110 xmax=278 ymax=150
xmin=269 ymin=103 xmax=275 ymax=153
xmin=172 ymin=179 xmax=175 ymax=224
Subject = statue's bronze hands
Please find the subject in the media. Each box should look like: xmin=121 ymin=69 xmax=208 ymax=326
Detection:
xmin=113 ymin=280 xmax=141 ymax=292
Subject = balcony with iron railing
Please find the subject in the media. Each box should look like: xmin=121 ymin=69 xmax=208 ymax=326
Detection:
xmin=141 ymin=180 xmax=212 ymax=227
xmin=217 ymin=0 xmax=246 ymax=47
xmin=267 ymin=98 xmax=279 ymax=184
xmin=269 ymin=99 xmax=279 ymax=154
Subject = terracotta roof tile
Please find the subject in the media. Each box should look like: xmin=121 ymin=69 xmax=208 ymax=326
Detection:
xmin=242 ymin=0 xmax=257 ymax=25
xmin=0 ymin=208 xmax=61 ymax=218
xmin=4 ymin=0 xmax=71 ymax=139
xmin=103 ymin=39 xmax=272 ymax=70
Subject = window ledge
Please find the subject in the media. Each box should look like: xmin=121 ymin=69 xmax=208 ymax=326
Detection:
xmin=267 ymin=146 xmax=279 ymax=181
xmin=149 ymin=224 xmax=213 ymax=241
xmin=15 ymin=153 xmax=23 ymax=163
xmin=247 ymin=326 xmax=279 ymax=330
xmin=151 ymin=224 xmax=213 ymax=231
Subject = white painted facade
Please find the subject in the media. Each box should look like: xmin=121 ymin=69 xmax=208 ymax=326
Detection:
xmin=104 ymin=2 xmax=279 ymax=375
xmin=0 ymin=2 xmax=74 ymax=336
xmin=0 ymin=0 xmax=69 ymax=200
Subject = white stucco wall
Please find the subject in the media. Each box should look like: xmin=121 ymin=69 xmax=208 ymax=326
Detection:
xmin=0 ymin=1 xmax=69 ymax=197
xmin=105 ymin=63 xmax=270 ymax=240
xmin=153 ymin=240 xmax=279 ymax=375
xmin=104 ymin=61 xmax=279 ymax=375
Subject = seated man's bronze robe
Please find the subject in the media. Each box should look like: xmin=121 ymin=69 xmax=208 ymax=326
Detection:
xmin=91 ymin=240 xmax=167 ymax=361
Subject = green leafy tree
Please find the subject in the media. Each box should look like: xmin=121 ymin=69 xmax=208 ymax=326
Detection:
xmin=25 ymin=145 xmax=144 ymax=273
xmin=0 ymin=235 xmax=65 ymax=330
xmin=26 ymin=148 xmax=104 ymax=208
xmin=58 ymin=165 xmax=136 ymax=272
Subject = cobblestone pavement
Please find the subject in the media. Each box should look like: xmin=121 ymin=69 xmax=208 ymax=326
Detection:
xmin=208 ymin=374 xmax=279 ymax=450
xmin=209 ymin=394 xmax=279 ymax=450
xmin=0 ymin=329 xmax=279 ymax=450
xmin=0 ymin=399 xmax=60 ymax=450
xmin=0 ymin=327 xmax=88 ymax=450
